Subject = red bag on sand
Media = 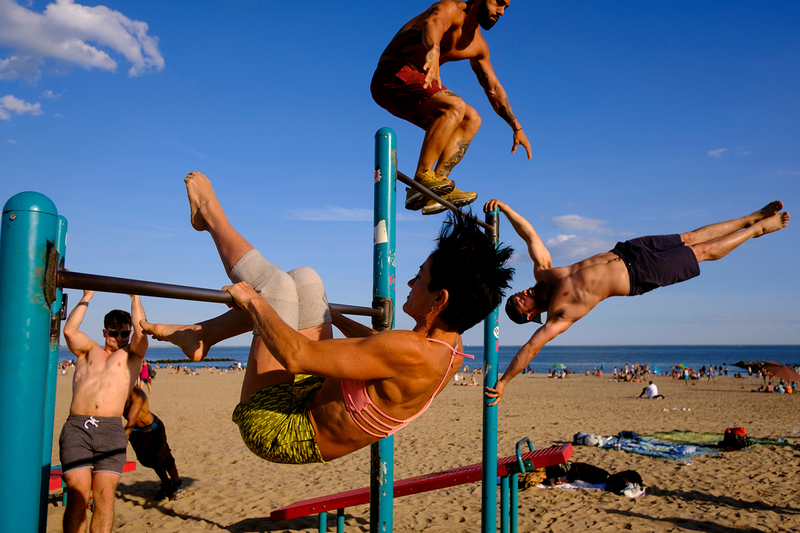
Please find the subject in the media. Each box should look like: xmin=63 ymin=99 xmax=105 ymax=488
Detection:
xmin=720 ymin=427 xmax=749 ymax=450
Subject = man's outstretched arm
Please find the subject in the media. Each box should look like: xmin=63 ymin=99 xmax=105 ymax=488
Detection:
xmin=63 ymin=290 xmax=95 ymax=358
xmin=484 ymin=199 xmax=552 ymax=279
xmin=470 ymin=56 xmax=532 ymax=159
xmin=485 ymin=318 xmax=572 ymax=406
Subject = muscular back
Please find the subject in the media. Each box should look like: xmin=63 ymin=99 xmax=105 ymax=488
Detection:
xmin=70 ymin=342 xmax=140 ymax=417
xmin=379 ymin=1 xmax=487 ymax=69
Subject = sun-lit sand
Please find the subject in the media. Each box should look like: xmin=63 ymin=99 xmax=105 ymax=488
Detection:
xmin=46 ymin=368 xmax=800 ymax=532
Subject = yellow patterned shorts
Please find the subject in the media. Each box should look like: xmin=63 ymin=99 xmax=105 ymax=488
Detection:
xmin=232 ymin=374 xmax=326 ymax=465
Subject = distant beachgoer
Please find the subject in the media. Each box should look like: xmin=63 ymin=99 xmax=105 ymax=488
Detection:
xmin=141 ymin=172 xmax=513 ymax=464
xmin=638 ymin=381 xmax=664 ymax=399
xmin=138 ymin=359 xmax=151 ymax=394
xmin=60 ymin=292 xmax=147 ymax=533
xmin=123 ymin=385 xmax=186 ymax=500
xmin=483 ymin=198 xmax=790 ymax=405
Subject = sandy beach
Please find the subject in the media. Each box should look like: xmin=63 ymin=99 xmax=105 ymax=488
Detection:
xmin=46 ymin=369 xmax=800 ymax=532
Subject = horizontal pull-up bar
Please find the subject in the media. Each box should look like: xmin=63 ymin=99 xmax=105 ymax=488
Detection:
xmin=57 ymin=270 xmax=382 ymax=318
xmin=396 ymin=171 xmax=493 ymax=232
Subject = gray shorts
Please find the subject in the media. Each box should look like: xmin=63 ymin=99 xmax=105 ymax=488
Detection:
xmin=58 ymin=415 xmax=128 ymax=475
xmin=230 ymin=250 xmax=331 ymax=331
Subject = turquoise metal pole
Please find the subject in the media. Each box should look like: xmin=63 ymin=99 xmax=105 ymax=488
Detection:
xmin=39 ymin=215 xmax=67 ymax=532
xmin=371 ymin=127 xmax=396 ymax=533
xmin=337 ymin=508 xmax=345 ymax=533
xmin=510 ymin=473 xmax=519 ymax=533
xmin=0 ymin=192 xmax=59 ymax=533
xmin=481 ymin=208 xmax=500 ymax=532
xmin=318 ymin=511 xmax=327 ymax=532
xmin=500 ymin=476 xmax=509 ymax=533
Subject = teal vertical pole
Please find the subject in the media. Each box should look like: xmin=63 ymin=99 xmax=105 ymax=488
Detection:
xmin=371 ymin=127 xmax=396 ymax=533
xmin=0 ymin=192 xmax=59 ymax=533
xmin=500 ymin=476 xmax=509 ymax=533
xmin=510 ymin=474 xmax=519 ymax=533
xmin=337 ymin=508 xmax=345 ymax=533
xmin=318 ymin=511 xmax=327 ymax=532
xmin=481 ymin=209 xmax=500 ymax=532
xmin=39 ymin=215 xmax=67 ymax=532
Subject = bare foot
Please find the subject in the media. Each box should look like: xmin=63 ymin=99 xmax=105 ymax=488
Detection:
xmin=751 ymin=201 xmax=784 ymax=223
xmin=754 ymin=211 xmax=790 ymax=237
xmin=140 ymin=320 xmax=208 ymax=362
xmin=185 ymin=172 xmax=222 ymax=232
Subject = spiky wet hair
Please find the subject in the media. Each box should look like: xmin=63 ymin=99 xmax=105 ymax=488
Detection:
xmin=428 ymin=212 xmax=514 ymax=333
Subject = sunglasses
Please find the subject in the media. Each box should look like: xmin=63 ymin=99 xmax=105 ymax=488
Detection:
xmin=106 ymin=330 xmax=131 ymax=339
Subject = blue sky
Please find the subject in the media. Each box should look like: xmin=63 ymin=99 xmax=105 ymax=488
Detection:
xmin=1 ymin=0 xmax=798 ymax=348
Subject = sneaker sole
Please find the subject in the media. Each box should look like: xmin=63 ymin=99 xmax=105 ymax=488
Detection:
xmin=405 ymin=182 xmax=455 ymax=211
xmin=422 ymin=195 xmax=478 ymax=215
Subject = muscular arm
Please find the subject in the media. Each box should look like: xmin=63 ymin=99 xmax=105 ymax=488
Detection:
xmin=123 ymin=389 xmax=145 ymax=436
xmin=63 ymin=290 xmax=94 ymax=357
xmin=127 ymin=296 xmax=147 ymax=381
xmin=470 ymin=56 xmax=532 ymax=159
xmin=484 ymin=199 xmax=552 ymax=279
xmin=421 ymin=1 xmax=460 ymax=88
xmin=224 ymin=282 xmax=416 ymax=381
xmin=485 ymin=318 xmax=573 ymax=405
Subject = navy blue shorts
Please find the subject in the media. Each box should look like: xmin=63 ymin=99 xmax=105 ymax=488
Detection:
xmin=610 ymin=234 xmax=700 ymax=296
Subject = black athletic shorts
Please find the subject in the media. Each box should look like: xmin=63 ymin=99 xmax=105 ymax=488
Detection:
xmin=610 ymin=234 xmax=700 ymax=296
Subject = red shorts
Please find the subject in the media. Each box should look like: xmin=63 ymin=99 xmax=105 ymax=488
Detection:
xmin=370 ymin=61 xmax=447 ymax=129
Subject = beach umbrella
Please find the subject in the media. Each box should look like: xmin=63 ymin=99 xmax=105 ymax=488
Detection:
xmin=672 ymin=364 xmax=686 ymax=370
xmin=761 ymin=361 xmax=800 ymax=383
xmin=651 ymin=365 xmax=661 ymax=374
xmin=552 ymin=363 xmax=567 ymax=369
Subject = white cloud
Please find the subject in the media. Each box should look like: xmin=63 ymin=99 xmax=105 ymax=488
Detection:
xmin=776 ymin=169 xmax=800 ymax=176
xmin=285 ymin=207 xmax=374 ymax=222
xmin=0 ymin=0 xmax=164 ymax=83
xmin=7 ymin=138 xmax=16 ymax=143
xmin=41 ymin=89 xmax=64 ymax=98
xmin=0 ymin=94 xmax=41 ymax=119
xmin=707 ymin=148 xmax=727 ymax=158
xmin=551 ymin=214 xmax=609 ymax=233
xmin=545 ymin=234 xmax=615 ymax=260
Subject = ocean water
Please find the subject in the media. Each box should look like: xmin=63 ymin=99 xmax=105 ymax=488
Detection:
xmin=59 ymin=345 xmax=800 ymax=374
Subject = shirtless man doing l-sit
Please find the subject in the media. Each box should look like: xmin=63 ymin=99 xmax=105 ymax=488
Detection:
xmin=483 ymin=199 xmax=790 ymax=405
xmin=371 ymin=0 xmax=532 ymax=215
xmin=60 ymin=292 xmax=147 ymax=533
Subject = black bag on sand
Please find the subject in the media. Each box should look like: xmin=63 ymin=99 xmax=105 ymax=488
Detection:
xmin=566 ymin=462 xmax=610 ymax=484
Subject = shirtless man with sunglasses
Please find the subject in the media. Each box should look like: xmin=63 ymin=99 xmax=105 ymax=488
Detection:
xmin=59 ymin=291 xmax=148 ymax=533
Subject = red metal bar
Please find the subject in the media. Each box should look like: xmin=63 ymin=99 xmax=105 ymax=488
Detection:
xmin=270 ymin=443 xmax=572 ymax=522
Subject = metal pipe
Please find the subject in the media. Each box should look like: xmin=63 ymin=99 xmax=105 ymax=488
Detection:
xmin=396 ymin=171 xmax=492 ymax=231
xmin=57 ymin=270 xmax=382 ymax=317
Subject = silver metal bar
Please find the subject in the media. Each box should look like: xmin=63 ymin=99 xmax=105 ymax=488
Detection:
xmin=57 ymin=270 xmax=381 ymax=317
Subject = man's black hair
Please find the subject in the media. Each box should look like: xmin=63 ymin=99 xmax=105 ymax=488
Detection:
xmin=505 ymin=298 xmax=529 ymax=324
xmin=104 ymin=309 xmax=132 ymax=330
xmin=428 ymin=211 xmax=514 ymax=333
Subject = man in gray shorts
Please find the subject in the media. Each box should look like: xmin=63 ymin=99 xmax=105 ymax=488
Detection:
xmin=61 ymin=292 xmax=148 ymax=533
xmin=481 ymin=198 xmax=790 ymax=406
